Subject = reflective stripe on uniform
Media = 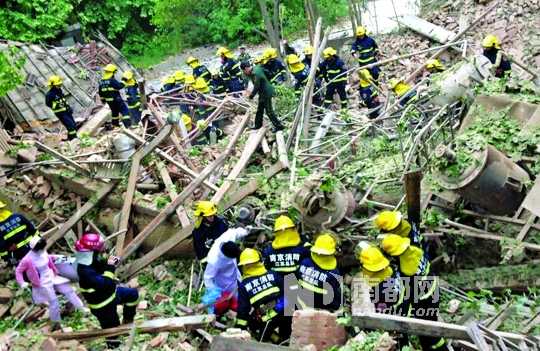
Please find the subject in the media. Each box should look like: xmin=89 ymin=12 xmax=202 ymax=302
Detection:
xmin=103 ymin=271 xmax=116 ymax=280
xmin=299 ymin=279 xmax=327 ymax=295
xmin=236 ymin=318 xmax=248 ymax=326
xmin=431 ymin=338 xmax=446 ymax=349
xmin=68 ymin=130 xmax=77 ymax=136
xmin=4 ymin=225 xmax=27 ymax=240
xmin=79 ymin=287 xmax=96 ymax=293
xmin=88 ymin=291 xmax=116 ymax=310
xmin=273 ymin=266 xmax=298 ymax=273
xmin=16 ymin=234 xmax=36 ymax=249
xmin=261 ymin=309 xmax=278 ymax=322
xmin=0 ymin=251 xmax=7 ymax=257
xmin=128 ymin=102 xmax=141 ymax=109
xmin=125 ymin=297 xmax=140 ymax=307
xmin=250 ymin=286 xmax=280 ymax=305
xmin=103 ymin=98 xmax=114 ymax=101
xmin=418 ymin=275 xmax=438 ymax=300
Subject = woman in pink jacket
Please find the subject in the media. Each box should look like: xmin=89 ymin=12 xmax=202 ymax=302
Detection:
xmin=16 ymin=236 xmax=83 ymax=329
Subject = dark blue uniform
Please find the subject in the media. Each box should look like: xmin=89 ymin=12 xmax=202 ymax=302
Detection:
xmin=0 ymin=213 xmax=38 ymax=265
xmin=220 ymin=58 xmax=245 ymax=93
xmin=211 ymin=74 xmax=227 ymax=95
xmin=264 ymin=58 xmax=287 ymax=85
xmin=351 ymin=36 xmax=380 ymax=80
xmin=98 ymin=78 xmax=130 ymax=127
xmin=296 ymin=257 xmax=342 ymax=311
xmin=161 ymin=83 xmax=175 ymax=92
xmin=236 ymin=271 xmax=285 ymax=340
xmin=192 ymin=216 xmax=229 ymax=261
xmin=193 ymin=65 xmax=212 ymax=84
xmin=319 ymin=57 xmax=348 ymax=109
xmin=78 ymin=255 xmax=138 ymax=348
xmin=359 ymin=86 xmax=381 ymax=119
xmin=125 ymin=84 xmax=141 ymax=125
xmin=399 ymin=90 xmax=418 ymax=108
xmin=483 ymin=48 xmax=512 ymax=78
xmin=262 ymin=243 xmax=310 ymax=276
xmin=45 ymin=87 xmax=77 ymax=139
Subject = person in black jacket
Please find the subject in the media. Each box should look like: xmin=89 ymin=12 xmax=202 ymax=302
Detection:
xmin=121 ymin=71 xmax=141 ymax=126
xmin=0 ymin=200 xmax=39 ymax=266
xmin=191 ymin=201 xmax=229 ymax=262
xmin=75 ymin=233 xmax=138 ymax=349
xmin=45 ymin=75 xmax=77 ymax=140
xmin=98 ymin=64 xmax=131 ymax=128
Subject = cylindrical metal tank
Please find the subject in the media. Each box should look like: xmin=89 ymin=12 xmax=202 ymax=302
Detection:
xmin=435 ymin=145 xmax=530 ymax=215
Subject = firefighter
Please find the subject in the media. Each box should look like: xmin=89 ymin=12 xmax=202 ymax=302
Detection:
xmin=191 ymin=201 xmax=229 ymax=262
xmin=217 ymin=47 xmax=245 ymax=93
xmin=121 ymin=71 xmax=141 ymax=126
xmin=186 ymin=56 xmax=212 ymax=84
xmin=210 ymin=70 xmax=227 ymax=95
xmin=193 ymin=78 xmax=222 ymax=143
xmin=262 ymin=215 xmax=309 ymax=276
xmin=351 ymin=26 xmax=380 ymax=81
xmin=388 ymin=78 xmax=417 ymax=107
xmin=262 ymin=48 xmax=287 ymax=85
xmin=375 ymin=211 xmax=448 ymax=351
xmin=302 ymin=46 xmax=314 ymax=68
xmin=358 ymin=69 xmax=381 ymax=119
xmin=296 ymin=233 xmax=342 ymax=312
xmin=0 ymin=201 xmax=39 ymax=266
xmin=98 ymin=64 xmax=131 ymax=128
xmin=320 ymin=47 xmax=348 ymax=110
xmin=238 ymin=45 xmax=251 ymax=64
xmin=425 ymin=59 xmax=445 ymax=76
xmin=236 ymin=248 xmax=286 ymax=342
xmin=75 ymin=233 xmax=139 ymax=349
xmin=286 ymin=54 xmax=309 ymax=97
xmin=241 ymin=61 xmax=284 ymax=132
xmin=482 ymin=34 xmax=511 ymax=78
xmin=161 ymin=75 xmax=176 ymax=92
xmin=174 ymin=70 xmax=186 ymax=89
xmin=45 ymin=75 xmax=78 ymax=140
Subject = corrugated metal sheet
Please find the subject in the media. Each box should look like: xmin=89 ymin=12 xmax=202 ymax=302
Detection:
xmin=0 ymin=39 xmax=137 ymax=131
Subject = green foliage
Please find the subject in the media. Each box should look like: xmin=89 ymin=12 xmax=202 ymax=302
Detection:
xmin=274 ymin=84 xmax=297 ymax=118
xmin=78 ymin=133 xmax=95 ymax=148
xmin=7 ymin=141 xmax=30 ymax=158
xmin=0 ymin=47 xmax=26 ymax=97
xmin=154 ymin=195 xmax=171 ymax=209
xmin=320 ymin=174 xmax=339 ymax=193
xmin=475 ymin=77 xmax=540 ymax=104
xmin=422 ymin=208 xmax=446 ymax=228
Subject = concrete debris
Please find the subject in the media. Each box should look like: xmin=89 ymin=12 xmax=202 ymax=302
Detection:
xmin=0 ymin=288 xmax=13 ymax=304
xmin=219 ymin=328 xmax=251 ymax=341
xmin=290 ymin=310 xmax=347 ymax=351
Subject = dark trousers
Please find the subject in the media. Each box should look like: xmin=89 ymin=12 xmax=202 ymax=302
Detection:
xmin=128 ymin=108 xmax=142 ymax=125
xmin=90 ymin=287 xmax=139 ymax=348
xmin=324 ymin=83 xmax=347 ymax=109
xmin=411 ymin=297 xmax=448 ymax=350
xmin=227 ymin=78 xmax=245 ymax=93
xmin=55 ymin=112 xmax=77 ymax=139
xmin=255 ymin=96 xmax=283 ymax=130
xmin=108 ymin=100 xmax=131 ymax=127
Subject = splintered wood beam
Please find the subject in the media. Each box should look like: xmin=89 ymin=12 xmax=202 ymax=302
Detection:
xmin=115 ymin=125 xmax=173 ymax=255
xmin=157 ymin=161 xmax=190 ymax=228
xmin=275 ymin=131 xmax=289 ymax=168
xmin=47 ymin=315 xmax=214 ymax=341
xmin=211 ymin=126 xmax=268 ymax=204
xmin=34 ymin=141 xmax=91 ymax=176
xmin=46 ymin=181 xmax=118 ymax=249
xmin=404 ymin=170 xmax=423 ymax=227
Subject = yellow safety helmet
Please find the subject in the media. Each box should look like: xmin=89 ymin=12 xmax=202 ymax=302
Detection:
xmin=356 ymin=241 xmax=390 ymax=272
xmin=47 ymin=75 xmax=63 ymax=87
xmin=287 ymin=54 xmax=301 ymax=65
xmin=121 ymin=71 xmax=136 ymax=85
xmin=274 ymin=215 xmax=295 ymax=232
xmin=194 ymin=201 xmax=218 ymax=217
xmin=181 ymin=113 xmax=193 ymax=131
xmin=303 ymin=46 xmax=314 ymax=55
xmin=287 ymin=54 xmax=305 ymax=73
xmin=374 ymin=210 xmax=402 ymax=232
xmin=425 ymin=59 xmax=444 ymax=71
xmin=238 ymin=248 xmax=261 ymax=266
xmin=358 ymin=69 xmax=373 ymax=87
xmin=311 ymin=233 xmax=337 ymax=255
xmin=388 ymin=78 xmax=401 ymax=90
xmin=0 ymin=200 xmax=6 ymax=208
xmin=322 ymin=47 xmax=337 ymax=59
xmin=174 ymin=70 xmax=185 ymax=82
xmin=186 ymin=56 xmax=199 ymax=66
xmin=184 ymin=74 xmax=196 ymax=85
xmin=163 ymin=75 xmax=175 ymax=85
xmin=263 ymin=48 xmax=278 ymax=60
xmin=103 ymin=64 xmax=118 ymax=73
xmin=253 ymin=55 xmax=265 ymax=65
xmin=379 ymin=234 xmax=410 ymax=256
xmin=482 ymin=34 xmax=501 ymax=49
xmin=217 ymin=46 xmax=233 ymax=58
xmin=356 ymin=26 xmax=367 ymax=37
xmin=193 ymin=77 xmax=210 ymax=93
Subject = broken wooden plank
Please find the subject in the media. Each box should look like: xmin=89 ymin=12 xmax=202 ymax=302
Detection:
xmin=46 ymin=181 xmax=117 ymax=249
xmin=47 ymin=315 xmax=214 ymax=341
xmin=275 ymin=131 xmax=289 ymax=168
xmin=157 ymin=161 xmax=190 ymax=228
xmin=211 ymin=126 xmax=268 ymax=204
xmin=404 ymin=170 xmax=423 ymax=226
xmin=210 ymin=336 xmax=298 ymax=351
xmin=34 ymin=141 xmax=91 ymax=176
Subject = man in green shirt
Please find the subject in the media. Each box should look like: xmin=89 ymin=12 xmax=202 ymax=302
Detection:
xmin=241 ymin=61 xmax=284 ymax=132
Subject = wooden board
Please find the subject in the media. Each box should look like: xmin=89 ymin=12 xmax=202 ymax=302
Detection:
xmin=210 ymin=336 xmax=299 ymax=351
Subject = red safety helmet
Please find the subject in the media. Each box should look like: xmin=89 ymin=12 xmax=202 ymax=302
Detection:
xmin=75 ymin=233 xmax=105 ymax=252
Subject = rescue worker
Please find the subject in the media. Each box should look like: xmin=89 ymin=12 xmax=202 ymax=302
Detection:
xmin=121 ymin=71 xmax=141 ymax=126
xmin=358 ymin=69 xmax=381 ymax=119
xmin=217 ymin=47 xmax=245 ymax=93
xmin=193 ymin=78 xmax=222 ymax=143
xmin=351 ymin=26 xmax=380 ymax=81
xmin=241 ymin=61 xmax=284 ymax=132
xmin=203 ymin=226 xmax=250 ymax=315
xmin=388 ymin=78 xmax=417 ymax=107
xmin=174 ymin=70 xmax=186 ymax=89
xmin=236 ymin=248 xmax=286 ymax=342
xmin=375 ymin=211 xmax=448 ymax=351
xmin=161 ymin=75 xmax=176 ymax=92
xmin=186 ymin=56 xmax=212 ymax=84
xmin=0 ymin=201 xmax=39 ymax=266
xmin=262 ymin=48 xmax=287 ymax=85
xmin=238 ymin=45 xmax=251 ymax=64
xmin=45 ymin=75 xmax=78 ymax=140
xmin=210 ymin=70 xmax=227 ymax=95
xmin=192 ymin=201 xmax=229 ymax=262
xmin=319 ymin=47 xmax=348 ymax=110
xmin=282 ymin=39 xmax=297 ymax=56
xmin=425 ymin=59 xmax=445 ymax=76
xmin=296 ymin=233 xmax=342 ymax=312
xmin=98 ymin=64 xmax=131 ymax=128
xmin=76 ymin=233 xmax=139 ymax=348
xmin=302 ymin=46 xmax=314 ymax=68
xmin=286 ymin=54 xmax=309 ymax=97
xmin=482 ymin=34 xmax=511 ymax=78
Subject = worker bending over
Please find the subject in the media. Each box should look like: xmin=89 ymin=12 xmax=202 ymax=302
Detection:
xmin=388 ymin=78 xmax=417 ymax=107
xmin=76 ymin=233 xmax=139 ymax=349
xmin=320 ymin=47 xmax=348 ymax=110
xmin=263 ymin=48 xmax=287 ymax=85
xmin=174 ymin=70 xmax=186 ymax=89
xmin=121 ymin=71 xmax=141 ymax=126
xmin=45 ymin=75 xmax=78 ymax=140
xmin=192 ymin=201 xmax=229 ymax=262
xmin=217 ymin=47 xmax=245 ymax=93
xmin=358 ymin=69 xmax=381 ymax=119
xmin=482 ymin=34 xmax=511 ymax=78
xmin=236 ymin=248 xmax=287 ymax=342
xmin=186 ymin=56 xmax=212 ymax=84
xmin=351 ymin=26 xmax=380 ymax=81
xmin=0 ymin=201 xmax=39 ymax=266
xmin=98 ymin=64 xmax=131 ymax=128
xmin=161 ymin=75 xmax=176 ymax=92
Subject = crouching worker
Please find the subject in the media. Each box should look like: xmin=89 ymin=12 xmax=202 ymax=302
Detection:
xmin=236 ymin=248 xmax=287 ymax=342
xmin=16 ymin=236 xmax=84 ymax=331
xmin=75 ymin=233 xmax=139 ymax=348
xmin=192 ymin=201 xmax=229 ymax=263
